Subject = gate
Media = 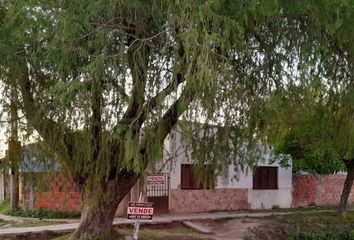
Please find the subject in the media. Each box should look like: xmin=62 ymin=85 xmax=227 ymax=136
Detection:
xmin=146 ymin=173 xmax=169 ymax=214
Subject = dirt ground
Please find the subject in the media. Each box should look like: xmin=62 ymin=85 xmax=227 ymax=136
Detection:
xmin=0 ymin=230 xmax=63 ymax=240
xmin=0 ymin=219 xmax=264 ymax=240
xmin=199 ymin=218 xmax=261 ymax=240
xmin=1 ymin=212 xmax=352 ymax=240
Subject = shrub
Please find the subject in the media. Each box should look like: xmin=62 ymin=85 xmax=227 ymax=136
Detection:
xmin=289 ymin=229 xmax=354 ymax=240
xmin=0 ymin=201 xmax=80 ymax=219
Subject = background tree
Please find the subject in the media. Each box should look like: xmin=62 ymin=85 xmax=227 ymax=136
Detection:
xmin=258 ymin=0 xmax=354 ymax=217
xmin=264 ymin=84 xmax=354 ymax=217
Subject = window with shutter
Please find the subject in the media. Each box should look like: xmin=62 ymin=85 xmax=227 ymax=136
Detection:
xmin=181 ymin=164 xmax=192 ymax=189
xmin=180 ymin=164 xmax=212 ymax=190
xmin=253 ymin=166 xmax=278 ymax=190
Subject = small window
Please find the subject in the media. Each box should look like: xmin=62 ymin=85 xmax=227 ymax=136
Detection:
xmin=253 ymin=166 xmax=278 ymax=190
xmin=180 ymin=164 xmax=213 ymax=190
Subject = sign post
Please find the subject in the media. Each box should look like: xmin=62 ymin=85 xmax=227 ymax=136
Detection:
xmin=128 ymin=193 xmax=154 ymax=240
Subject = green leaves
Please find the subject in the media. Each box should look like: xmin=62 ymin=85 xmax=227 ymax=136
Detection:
xmin=1 ymin=0 xmax=354 ymax=207
xmin=51 ymin=81 xmax=85 ymax=108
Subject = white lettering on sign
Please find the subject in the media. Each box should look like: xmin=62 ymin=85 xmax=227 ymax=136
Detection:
xmin=127 ymin=202 xmax=154 ymax=220
xmin=147 ymin=174 xmax=165 ymax=186
xmin=128 ymin=207 xmax=154 ymax=215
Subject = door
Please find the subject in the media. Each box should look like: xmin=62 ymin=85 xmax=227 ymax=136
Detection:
xmin=146 ymin=173 xmax=169 ymax=214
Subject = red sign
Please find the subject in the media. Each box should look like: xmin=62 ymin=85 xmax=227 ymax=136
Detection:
xmin=147 ymin=173 xmax=165 ymax=186
xmin=127 ymin=202 xmax=154 ymax=220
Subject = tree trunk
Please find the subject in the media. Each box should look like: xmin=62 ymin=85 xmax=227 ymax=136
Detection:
xmin=9 ymin=140 xmax=21 ymax=210
xmin=337 ymin=162 xmax=354 ymax=217
xmin=70 ymin=175 xmax=137 ymax=240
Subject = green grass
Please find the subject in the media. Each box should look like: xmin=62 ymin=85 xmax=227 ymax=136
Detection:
xmin=13 ymin=220 xmax=65 ymax=227
xmin=0 ymin=201 xmax=80 ymax=219
xmin=52 ymin=235 xmax=70 ymax=240
xmin=0 ymin=219 xmax=14 ymax=228
xmin=282 ymin=211 xmax=354 ymax=225
xmin=248 ymin=210 xmax=354 ymax=240
xmin=215 ymin=217 xmax=234 ymax=224
xmin=52 ymin=228 xmax=209 ymax=240
xmin=289 ymin=229 xmax=354 ymax=240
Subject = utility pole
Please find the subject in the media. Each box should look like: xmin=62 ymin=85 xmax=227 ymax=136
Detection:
xmin=8 ymin=84 xmax=20 ymax=210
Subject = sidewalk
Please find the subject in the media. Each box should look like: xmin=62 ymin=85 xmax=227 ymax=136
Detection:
xmin=0 ymin=209 xmax=332 ymax=236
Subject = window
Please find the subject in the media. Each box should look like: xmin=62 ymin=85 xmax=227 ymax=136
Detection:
xmin=180 ymin=164 xmax=213 ymax=190
xmin=253 ymin=166 xmax=278 ymax=190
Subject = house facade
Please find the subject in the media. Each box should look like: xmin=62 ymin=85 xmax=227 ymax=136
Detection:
xmin=5 ymin=130 xmax=354 ymax=215
xmin=144 ymin=128 xmax=293 ymax=214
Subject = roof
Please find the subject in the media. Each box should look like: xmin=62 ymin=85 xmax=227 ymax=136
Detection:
xmin=2 ymin=143 xmax=60 ymax=173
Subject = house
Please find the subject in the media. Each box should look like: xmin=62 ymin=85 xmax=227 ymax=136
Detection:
xmin=1 ymin=127 xmax=294 ymax=214
xmin=2 ymin=127 xmax=354 ymax=215
xmin=143 ymin=128 xmax=293 ymax=214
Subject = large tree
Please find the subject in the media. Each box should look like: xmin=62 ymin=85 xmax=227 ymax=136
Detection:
xmin=0 ymin=1 xmax=286 ymax=239
xmin=1 ymin=0 xmax=353 ymax=239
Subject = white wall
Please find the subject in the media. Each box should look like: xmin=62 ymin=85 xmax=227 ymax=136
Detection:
xmin=161 ymin=128 xmax=293 ymax=209
xmin=248 ymin=189 xmax=292 ymax=209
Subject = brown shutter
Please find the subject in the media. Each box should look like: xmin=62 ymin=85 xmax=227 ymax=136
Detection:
xmin=181 ymin=164 xmax=191 ymax=189
xmin=260 ymin=168 xmax=268 ymax=189
xmin=253 ymin=167 xmax=260 ymax=189
xmin=253 ymin=166 xmax=278 ymax=189
xmin=190 ymin=166 xmax=201 ymax=189
xmin=268 ymin=167 xmax=278 ymax=189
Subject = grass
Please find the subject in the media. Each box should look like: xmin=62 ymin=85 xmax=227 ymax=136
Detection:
xmin=13 ymin=220 xmax=65 ymax=227
xmin=215 ymin=217 xmax=234 ymax=224
xmin=0 ymin=216 xmax=64 ymax=229
xmin=247 ymin=210 xmax=354 ymax=240
xmin=289 ymin=228 xmax=354 ymax=240
xmin=278 ymin=211 xmax=354 ymax=226
xmin=0 ymin=201 xmax=80 ymax=219
xmin=52 ymin=226 xmax=210 ymax=240
xmin=0 ymin=219 xmax=14 ymax=228
xmin=52 ymin=234 xmax=70 ymax=240
xmin=119 ymin=227 xmax=208 ymax=240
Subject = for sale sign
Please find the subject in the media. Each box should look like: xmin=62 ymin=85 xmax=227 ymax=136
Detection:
xmin=127 ymin=202 xmax=154 ymax=220
xmin=147 ymin=173 xmax=165 ymax=186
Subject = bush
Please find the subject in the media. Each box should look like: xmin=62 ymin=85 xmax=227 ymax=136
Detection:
xmin=0 ymin=201 xmax=80 ymax=219
xmin=289 ymin=229 xmax=354 ymax=240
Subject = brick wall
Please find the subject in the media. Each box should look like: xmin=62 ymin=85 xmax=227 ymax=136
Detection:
xmin=170 ymin=189 xmax=249 ymax=213
xmin=292 ymin=174 xmax=354 ymax=207
xmin=23 ymin=174 xmax=81 ymax=212
xmin=292 ymin=175 xmax=317 ymax=206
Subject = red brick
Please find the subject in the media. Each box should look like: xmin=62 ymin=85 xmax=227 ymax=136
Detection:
xmin=292 ymin=174 xmax=353 ymax=207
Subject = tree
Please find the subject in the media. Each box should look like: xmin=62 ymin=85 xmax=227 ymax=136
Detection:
xmin=263 ymin=84 xmax=354 ymax=217
xmin=0 ymin=1 xmax=290 ymax=239
xmin=258 ymin=0 xmax=354 ymax=217
xmin=1 ymin=0 xmax=353 ymax=239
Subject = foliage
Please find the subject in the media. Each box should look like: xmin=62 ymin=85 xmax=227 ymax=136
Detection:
xmin=289 ymin=229 xmax=354 ymax=240
xmin=0 ymin=0 xmax=301 ymax=199
xmin=2 ymin=0 xmax=354 ymax=238
xmin=248 ymin=0 xmax=354 ymax=173
xmin=0 ymin=201 xmax=80 ymax=219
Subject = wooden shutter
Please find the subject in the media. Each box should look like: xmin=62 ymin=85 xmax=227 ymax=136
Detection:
xmin=268 ymin=167 xmax=278 ymax=189
xmin=253 ymin=166 xmax=278 ymax=189
xmin=253 ymin=167 xmax=261 ymax=189
xmin=181 ymin=164 xmax=215 ymax=190
xmin=181 ymin=164 xmax=191 ymax=189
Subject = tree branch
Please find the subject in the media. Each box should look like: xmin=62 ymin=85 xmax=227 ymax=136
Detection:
xmin=17 ymin=65 xmax=71 ymax=161
xmin=140 ymin=86 xmax=195 ymax=167
xmin=105 ymin=73 xmax=129 ymax=102
xmin=133 ymin=72 xmax=185 ymax=130
xmin=120 ymin=39 xmax=150 ymax=124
